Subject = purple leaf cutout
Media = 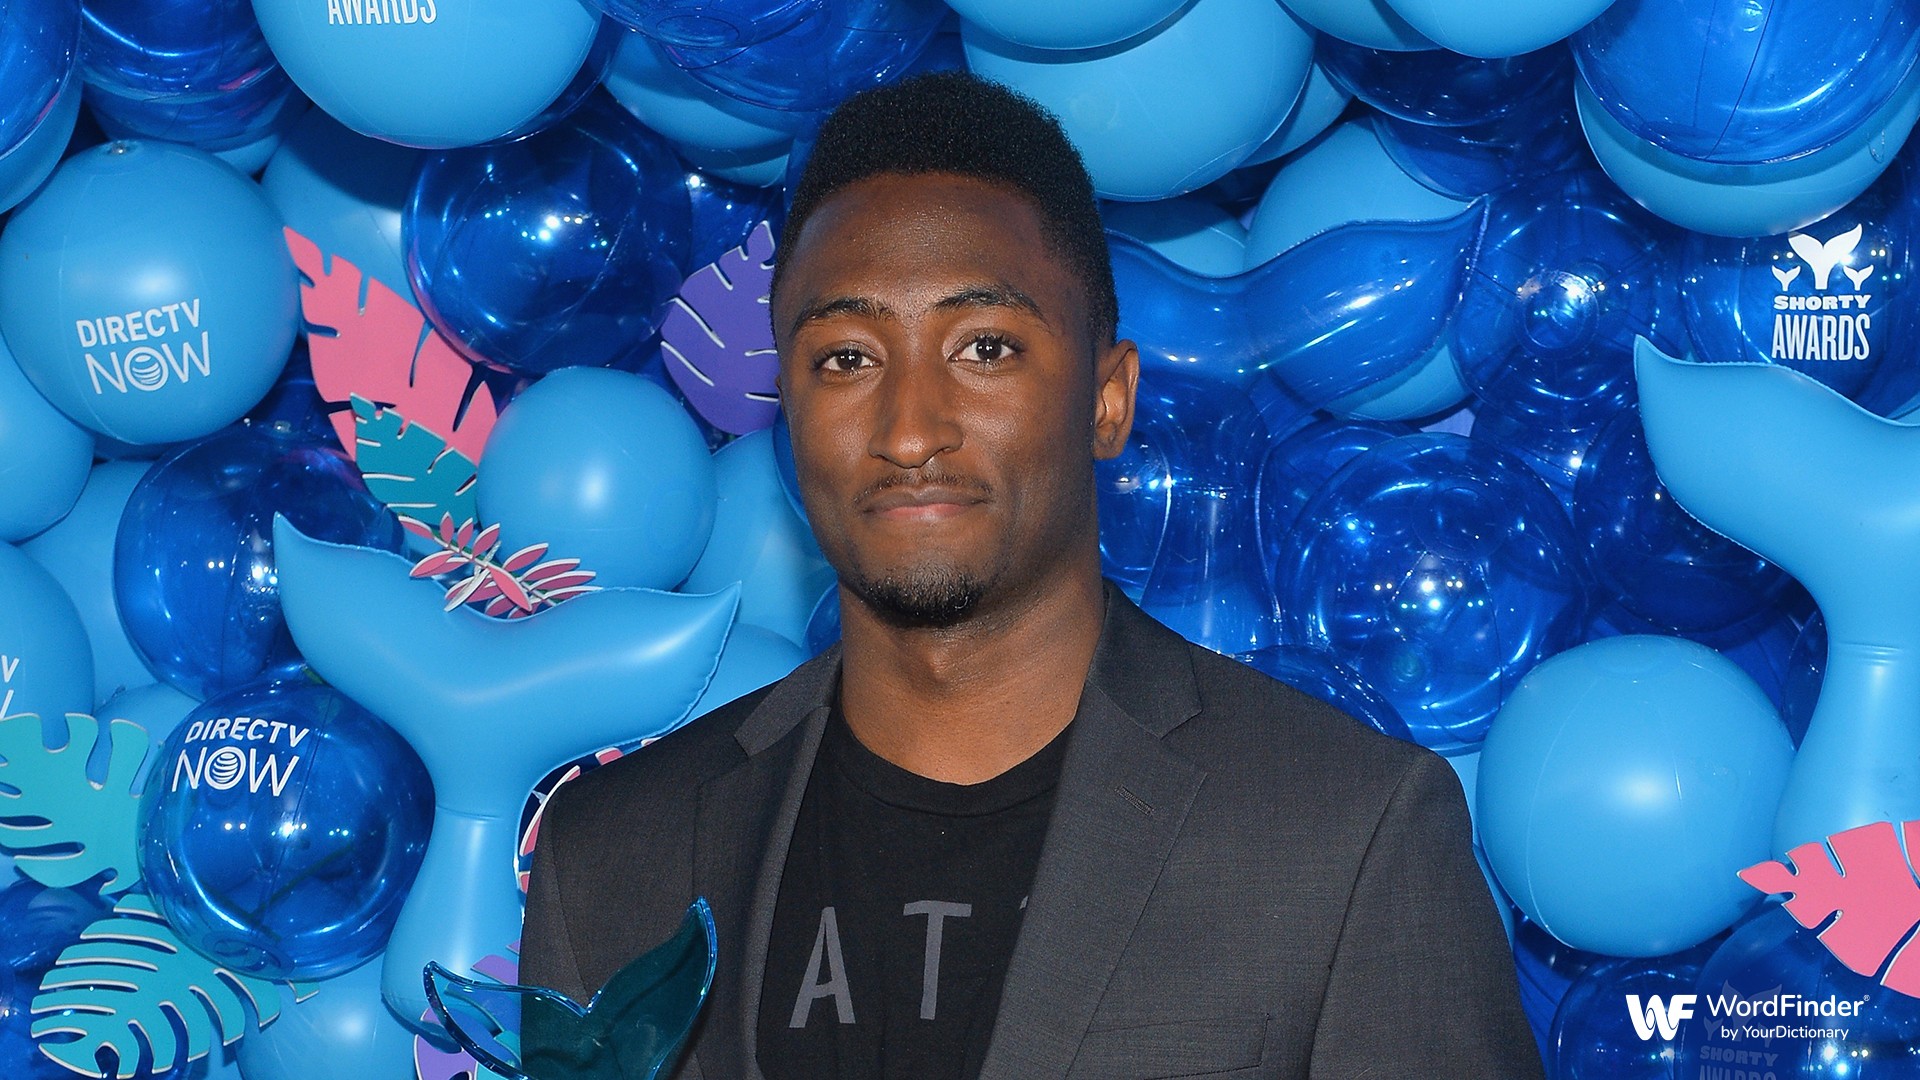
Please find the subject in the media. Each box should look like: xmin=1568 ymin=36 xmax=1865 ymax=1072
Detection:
xmin=662 ymin=220 xmax=780 ymax=435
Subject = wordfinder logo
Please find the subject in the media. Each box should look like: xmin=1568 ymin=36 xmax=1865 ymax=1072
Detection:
xmin=75 ymin=298 xmax=210 ymax=395
xmin=170 ymin=714 xmax=308 ymax=797
xmin=1770 ymin=223 xmax=1874 ymax=362
xmin=1626 ymin=994 xmax=1696 ymax=1041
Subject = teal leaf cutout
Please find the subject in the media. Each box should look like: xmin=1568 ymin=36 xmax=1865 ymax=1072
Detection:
xmin=0 ymin=713 xmax=148 ymax=894
xmin=31 ymin=894 xmax=289 ymax=1078
xmin=350 ymin=394 xmax=478 ymax=532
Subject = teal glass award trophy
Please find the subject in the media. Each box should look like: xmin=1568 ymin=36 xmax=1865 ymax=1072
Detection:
xmin=424 ymin=899 xmax=717 ymax=1080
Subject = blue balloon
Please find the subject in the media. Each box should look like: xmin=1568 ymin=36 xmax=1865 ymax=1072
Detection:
xmin=236 ymin=955 xmax=419 ymax=1080
xmin=1373 ymin=94 xmax=1587 ymax=200
xmin=1241 ymin=62 xmax=1351 ymax=168
xmin=1478 ymin=635 xmax=1792 ymax=956
xmin=406 ymin=92 xmax=691 ymax=376
xmin=0 ymin=330 xmax=92 ymax=543
xmin=1573 ymin=411 xmax=1789 ymax=635
xmin=1278 ymin=0 xmax=1432 ymax=51
xmin=0 ymin=141 xmax=300 ymax=446
xmin=662 ymin=0 xmax=944 ymax=113
xmin=114 ymin=422 xmax=402 ymax=701
xmin=260 ymin=109 xmax=422 ymax=304
xmin=1675 ymin=906 xmax=1920 ymax=1076
xmin=96 ymin=682 xmax=198 ymax=789
xmin=1575 ymin=71 xmax=1920 ymax=238
xmin=589 ymin=0 xmax=814 ymax=48
xmin=1550 ymin=948 xmax=1712 ymax=1080
xmin=21 ymin=462 xmax=155 ymax=705
xmin=0 ymin=0 xmax=79 ymax=159
xmin=1254 ymin=415 xmax=1410 ymax=560
xmin=476 ymin=369 xmax=716 ymax=590
xmin=0 ymin=880 xmax=108 ymax=1080
xmin=78 ymin=0 xmax=304 ymax=152
xmin=1386 ymin=0 xmax=1615 ymax=59
xmin=0 ymin=79 xmax=80 ymax=215
xmin=944 ymin=0 xmax=1187 ymax=51
xmin=605 ymin=30 xmax=796 ymax=159
xmin=1318 ymin=40 xmax=1573 ymax=128
xmin=684 ymin=166 xmax=786 ymax=270
xmin=1236 ymin=644 xmax=1414 ymax=742
xmin=682 ymin=428 xmax=835 ymax=644
xmin=803 ymin=582 xmax=840 ymax=656
xmin=1781 ymin=610 xmax=1824 ymax=748
xmin=1277 ymin=433 xmax=1587 ymax=751
xmin=139 ymin=677 xmax=432 ymax=980
xmin=253 ymin=0 xmax=602 ymax=149
xmin=964 ymin=0 xmax=1314 ymax=201
xmin=687 ymin=623 xmax=807 ymax=717
xmin=1681 ymin=158 xmax=1920 ymax=416
xmin=1455 ymin=169 xmax=1683 ymax=426
xmin=1633 ymin=339 xmax=1920 ymax=852
xmin=1467 ymin=409 xmax=1599 ymax=508
xmin=1574 ymin=0 xmax=1920 ymax=166
xmin=1100 ymin=196 xmax=1247 ymax=278
xmin=1095 ymin=409 xmax=1180 ymax=600
xmin=0 ymin=541 xmax=91 ymax=741
xmin=1510 ymin=912 xmax=1609 ymax=1060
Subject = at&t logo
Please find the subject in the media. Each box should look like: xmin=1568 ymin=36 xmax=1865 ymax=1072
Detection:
xmin=1626 ymin=994 xmax=1697 ymax=1041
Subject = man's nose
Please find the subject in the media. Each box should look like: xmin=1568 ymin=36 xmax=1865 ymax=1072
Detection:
xmin=868 ymin=353 xmax=963 ymax=470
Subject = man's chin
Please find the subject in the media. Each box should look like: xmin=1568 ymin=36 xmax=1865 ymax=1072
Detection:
xmin=844 ymin=566 xmax=989 ymax=630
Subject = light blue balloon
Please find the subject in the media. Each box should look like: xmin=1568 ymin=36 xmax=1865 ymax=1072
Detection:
xmin=1280 ymin=0 xmax=1433 ymax=50
xmin=1577 ymin=72 xmax=1920 ymax=237
xmin=96 ymin=682 xmax=197 ymax=791
xmin=210 ymin=126 xmax=289 ymax=176
xmin=236 ymin=956 xmax=418 ymax=1080
xmin=476 ymin=368 xmax=718 ymax=590
xmin=0 ymin=141 xmax=299 ymax=445
xmin=261 ymin=109 xmax=419 ymax=304
xmin=681 ymin=429 xmax=836 ymax=645
xmin=271 ymin=517 xmax=736 ymax=1025
xmin=252 ymin=0 xmax=603 ymax=149
xmin=0 ymin=542 xmax=91 ymax=742
xmin=0 ymin=330 xmax=92 ymax=543
xmin=1385 ymin=0 xmax=1616 ymax=58
xmin=944 ymin=0 xmax=1187 ymax=51
xmin=604 ymin=29 xmax=796 ymax=156
xmin=1241 ymin=62 xmax=1351 ymax=167
xmin=687 ymin=623 xmax=808 ymax=718
xmin=1479 ymin=635 xmax=1791 ymax=957
xmin=1101 ymin=196 xmax=1247 ymax=277
xmin=0 ymin=79 xmax=79 ymax=215
xmin=963 ymin=0 xmax=1315 ymax=200
xmin=1634 ymin=338 xmax=1920 ymax=854
xmin=21 ymin=462 xmax=158 ymax=705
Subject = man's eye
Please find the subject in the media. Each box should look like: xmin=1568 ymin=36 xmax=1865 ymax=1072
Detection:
xmin=818 ymin=348 xmax=871 ymax=372
xmin=957 ymin=333 xmax=1015 ymax=364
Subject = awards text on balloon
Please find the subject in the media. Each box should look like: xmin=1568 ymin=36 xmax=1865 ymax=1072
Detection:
xmin=74 ymin=299 xmax=211 ymax=396
xmin=325 ymin=0 xmax=438 ymax=26
xmin=169 ymin=715 xmax=309 ymax=798
xmin=1770 ymin=225 xmax=1876 ymax=364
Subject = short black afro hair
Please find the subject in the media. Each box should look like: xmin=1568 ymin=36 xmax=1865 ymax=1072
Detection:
xmin=775 ymin=70 xmax=1119 ymax=345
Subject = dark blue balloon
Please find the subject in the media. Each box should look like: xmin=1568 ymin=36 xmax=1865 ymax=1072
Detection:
xmin=1511 ymin=912 xmax=1609 ymax=1061
xmin=1573 ymin=411 xmax=1789 ymax=635
xmin=1781 ymin=610 xmax=1826 ymax=748
xmin=1468 ymin=409 xmax=1601 ymax=509
xmin=1097 ymin=416 xmax=1181 ymax=599
xmin=684 ymin=165 xmax=785 ymax=270
xmin=113 ymin=422 xmax=402 ymax=700
xmin=1456 ymin=170 xmax=1683 ymax=426
xmin=661 ymin=0 xmax=945 ymax=112
xmin=138 ymin=677 xmax=433 ymax=980
xmin=1318 ymin=40 xmax=1572 ymax=128
xmin=1236 ymin=643 xmax=1413 ymax=742
xmin=592 ymin=0 xmax=816 ymax=48
xmin=803 ymin=583 xmax=840 ymax=658
xmin=406 ymin=91 xmax=692 ymax=376
xmin=0 ymin=0 xmax=80 ymax=160
xmin=1277 ymin=433 xmax=1587 ymax=751
xmin=1374 ymin=98 xmax=1587 ymax=201
xmin=0 ymin=879 xmax=110 ymax=973
xmin=1550 ymin=947 xmax=1713 ymax=1080
xmin=1255 ymin=416 xmax=1411 ymax=563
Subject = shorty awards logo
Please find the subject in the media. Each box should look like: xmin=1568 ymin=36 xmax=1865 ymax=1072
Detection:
xmin=1769 ymin=223 xmax=1875 ymax=362
xmin=1624 ymin=991 xmax=1868 ymax=1043
xmin=75 ymin=298 xmax=211 ymax=396
xmin=170 ymin=714 xmax=308 ymax=797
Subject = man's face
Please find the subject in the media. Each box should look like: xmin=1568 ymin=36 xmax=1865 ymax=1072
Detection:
xmin=773 ymin=172 xmax=1136 ymax=629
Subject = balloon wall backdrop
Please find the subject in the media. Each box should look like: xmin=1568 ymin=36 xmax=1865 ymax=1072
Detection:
xmin=3 ymin=1 xmax=1920 ymax=1077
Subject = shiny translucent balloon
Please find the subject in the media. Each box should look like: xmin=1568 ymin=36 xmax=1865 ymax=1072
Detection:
xmin=1101 ymin=196 xmax=1247 ymax=278
xmin=591 ymin=0 xmax=813 ymax=48
xmin=1237 ymin=644 xmax=1414 ymax=742
xmin=1574 ymin=0 xmax=1920 ymax=165
xmin=406 ymin=92 xmax=691 ymax=376
xmin=1573 ymin=412 xmax=1790 ymax=635
xmin=1277 ymin=433 xmax=1587 ymax=751
xmin=113 ymin=422 xmax=402 ymax=700
xmin=1682 ymin=158 xmax=1920 ymax=416
xmin=1318 ymin=40 xmax=1572 ymax=128
xmin=138 ymin=677 xmax=433 ymax=979
xmin=605 ymin=30 xmax=796 ymax=160
xmin=1254 ymin=416 xmax=1410 ymax=560
xmin=684 ymin=167 xmax=785 ymax=281
xmin=1374 ymin=99 xmax=1586 ymax=200
xmin=0 ymin=79 xmax=79 ymax=214
xmin=0 ymin=0 xmax=80 ymax=159
xmin=1467 ymin=410 xmax=1600 ymax=508
xmin=663 ymin=0 xmax=944 ymax=113
xmin=1550 ymin=949 xmax=1708 ymax=1080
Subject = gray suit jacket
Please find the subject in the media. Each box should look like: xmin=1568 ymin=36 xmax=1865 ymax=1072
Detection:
xmin=521 ymin=587 xmax=1543 ymax=1079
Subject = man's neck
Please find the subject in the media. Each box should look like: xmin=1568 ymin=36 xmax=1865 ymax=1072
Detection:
xmin=834 ymin=565 xmax=1107 ymax=785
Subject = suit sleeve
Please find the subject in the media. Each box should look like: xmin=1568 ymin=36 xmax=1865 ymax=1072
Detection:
xmin=1306 ymin=751 xmax=1543 ymax=1080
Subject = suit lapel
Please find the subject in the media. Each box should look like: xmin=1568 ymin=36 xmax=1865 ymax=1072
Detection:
xmin=976 ymin=592 xmax=1209 ymax=1080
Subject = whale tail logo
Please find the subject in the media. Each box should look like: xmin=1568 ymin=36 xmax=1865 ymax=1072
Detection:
xmin=1772 ymin=265 xmax=1802 ymax=290
xmin=1844 ymin=263 xmax=1876 ymax=290
xmin=1788 ymin=224 xmax=1864 ymax=290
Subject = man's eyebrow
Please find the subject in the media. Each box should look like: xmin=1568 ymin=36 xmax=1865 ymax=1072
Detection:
xmin=789 ymin=295 xmax=897 ymax=336
xmin=933 ymin=283 xmax=1050 ymax=326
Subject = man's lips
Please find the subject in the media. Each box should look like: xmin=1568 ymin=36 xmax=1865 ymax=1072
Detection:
xmin=860 ymin=484 xmax=989 ymax=519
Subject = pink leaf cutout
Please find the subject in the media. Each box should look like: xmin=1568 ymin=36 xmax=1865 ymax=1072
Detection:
xmin=490 ymin=565 xmax=533 ymax=613
xmin=410 ymin=550 xmax=469 ymax=578
xmin=400 ymin=517 xmax=436 ymax=542
xmin=286 ymin=228 xmax=499 ymax=464
xmin=532 ymin=571 xmax=596 ymax=593
xmin=1740 ymin=819 xmax=1920 ymax=996
xmin=463 ymin=576 xmax=504 ymax=605
xmin=522 ymin=558 xmax=583 ymax=584
xmin=444 ymin=573 xmax=487 ymax=611
xmin=472 ymin=523 xmax=502 ymax=560
xmin=454 ymin=519 xmax=475 ymax=550
xmin=438 ymin=513 xmax=456 ymax=545
xmin=483 ymin=595 xmax=519 ymax=618
xmin=501 ymin=544 xmax=548 ymax=573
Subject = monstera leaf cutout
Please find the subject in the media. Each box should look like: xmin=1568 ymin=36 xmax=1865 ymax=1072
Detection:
xmin=415 ymin=948 xmax=520 ymax=1080
xmin=287 ymin=229 xmax=499 ymax=465
xmin=351 ymin=395 xmax=479 ymax=534
xmin=31 ymin=893 xmax=290 ymax=1078
xmin=1740 ymin=819 xmax=1920 ymax=996
xmin=0 ymin=713 xmax=147 ymax=894
xmin=661 ymin=220 xmax=780 ymax=436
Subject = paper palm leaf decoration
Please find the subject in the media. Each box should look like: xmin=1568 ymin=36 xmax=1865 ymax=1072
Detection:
xmin=351 ymin=395 xmax=479 ymax=537
xmin=31 ymin=894 xmax=289 ymax=1078
xmin=0 ymin=713 xmax=147 ymax=894
xmin=661 ymin=220 xmax=780 ymax=436
xmin=287 ymin=229 xmax=499 ymax=465
xmin=406 ymin=514 xmax=600 ymax=619
xmin=1740 ymin=819 xmax=1920 ymax=996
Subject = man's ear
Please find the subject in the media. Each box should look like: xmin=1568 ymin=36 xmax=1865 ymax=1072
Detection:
xmin=1092 ymin=338 xmax=1139 ymax=461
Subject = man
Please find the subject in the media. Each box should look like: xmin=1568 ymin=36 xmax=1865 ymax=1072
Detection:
xmin=521 ymin=71 xmax=1541 ymax=1079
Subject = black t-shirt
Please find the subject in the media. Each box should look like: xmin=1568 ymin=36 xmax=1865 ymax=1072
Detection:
xmin=757 ymin=708 xmax=1070 ymax=1080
